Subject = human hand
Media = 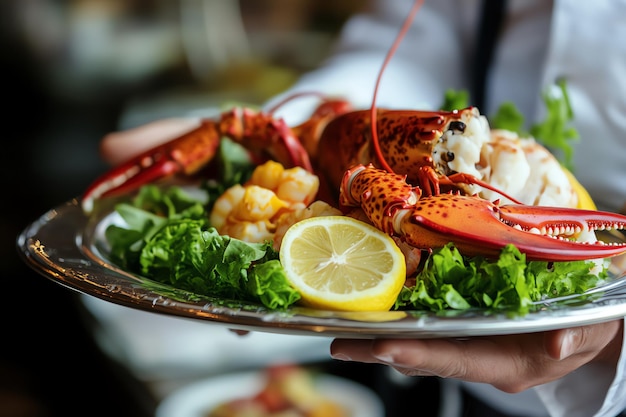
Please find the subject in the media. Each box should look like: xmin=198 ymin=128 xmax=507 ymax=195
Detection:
xmin=99 ymin=118 xmax=201 ymax=165
xmin=330 ymin=319 xmax=623 ymax=393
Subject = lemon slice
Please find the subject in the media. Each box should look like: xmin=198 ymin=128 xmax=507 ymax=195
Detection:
xmin=279 ymin=216 xmax=406 ymax=312
xmin=563 ymin=167 xmax=596 ymax=210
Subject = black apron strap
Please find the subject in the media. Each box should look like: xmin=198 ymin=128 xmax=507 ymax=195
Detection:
xmin=471 ymin=0 xmax=508 ymax=111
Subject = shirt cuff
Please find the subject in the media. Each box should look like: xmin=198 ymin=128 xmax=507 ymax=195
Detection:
xmin=534 ymin=318 xmax=626 ymax=417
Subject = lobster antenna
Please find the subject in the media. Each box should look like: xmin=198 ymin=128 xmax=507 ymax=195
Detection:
xmin=370 ymin=0 xmax=424 ymax=172
xmin=266 ymin=91 xmax=329 ymax=114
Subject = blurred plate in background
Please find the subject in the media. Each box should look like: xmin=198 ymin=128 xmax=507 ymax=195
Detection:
xmin=155 ymin=370 xmax=384 ymax=417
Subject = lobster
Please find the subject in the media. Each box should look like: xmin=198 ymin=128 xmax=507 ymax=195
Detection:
xmin=80 ymin=96 xmax=626 ymax=262
xmin=80 ymin=1 xmax=626 ymax=263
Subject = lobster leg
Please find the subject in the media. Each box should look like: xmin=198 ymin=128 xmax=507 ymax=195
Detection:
xmin=340 ymin=164 xmax=626 ymax=262
xmin=82 ymin=108 xmax=313 ymax=213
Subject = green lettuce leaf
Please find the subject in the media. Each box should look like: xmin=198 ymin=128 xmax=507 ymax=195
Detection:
xmin=396 ymin=243 xmax=603 ymax=315
xmin=105 ymin=185 xmax=207 ymax=272
xmin=138 ymin=219 xmax=299 ymax=308
xmin=203 ymin=137 xmax=255 ymax=212
xmin=105 ymin=185 xmax=299 ymax=309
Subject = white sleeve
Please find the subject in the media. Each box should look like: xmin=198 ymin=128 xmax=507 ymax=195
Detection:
xmin=533 ymin=4 xmax=626 ymax=413
xmin=534 ymin=318 xmax=626 ymax=417
xmin=265 ymin=0 xmax=477 ymax=124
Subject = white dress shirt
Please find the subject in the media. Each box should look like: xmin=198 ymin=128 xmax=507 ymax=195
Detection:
xmin=268 ymin=1 xmax=626 ymax=416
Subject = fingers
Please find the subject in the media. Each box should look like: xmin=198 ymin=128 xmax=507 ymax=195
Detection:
xmin=333 ymin=336 xmax=536 ymax=389
xmin=330 ymin=320 xmax=623 ymax=393
xmin=544 ymin=320 xmax=623 ymax=363
xmin=330 ymin=339 xmax=378 ymax=363
xmin=100 ymin=118 xmax=201 ymax=165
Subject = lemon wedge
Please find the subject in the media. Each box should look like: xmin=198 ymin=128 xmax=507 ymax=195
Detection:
xmin=279 ymin=216 xmax=406 ymax=312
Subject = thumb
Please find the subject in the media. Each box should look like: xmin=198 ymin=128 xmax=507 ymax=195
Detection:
xmin=545 ymin=320 xmax=622 ymax=363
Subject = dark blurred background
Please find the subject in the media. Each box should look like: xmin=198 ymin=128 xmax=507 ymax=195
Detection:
xmin=1 ymin=1 xmax=362 ymax=416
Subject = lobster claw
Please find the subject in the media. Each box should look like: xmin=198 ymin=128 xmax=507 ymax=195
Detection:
xmin=81 ymin=107 xmax=321 ymax=214
xmin=81 ymin=120 xmax=222 ymax=213
xmin=341 ymin=164 xmax=626 ymax=262
xmin=401 ymin=196 xmax=626 ymax=262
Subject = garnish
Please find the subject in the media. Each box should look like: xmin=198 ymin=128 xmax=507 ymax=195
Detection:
xmin=395 ymin=243 xmax=604 ymax=316
xmin=529 ymin=78 xmax=578 ymax=171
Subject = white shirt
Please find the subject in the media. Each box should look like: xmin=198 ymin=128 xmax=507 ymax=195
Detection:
xmin=268 ymin=1 xmax=626 ymax=416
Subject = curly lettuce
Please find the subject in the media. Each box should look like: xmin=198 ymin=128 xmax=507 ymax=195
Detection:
xmin=395 ymin=243 xmax=605 ymax=316
xmin=105 ymin=185 xmax=300 ymax=309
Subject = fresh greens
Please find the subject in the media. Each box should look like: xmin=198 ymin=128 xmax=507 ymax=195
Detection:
xmin=106 ymin=185 xmax=300 ymax=309
xmin=529 ymin=79 xmax=578 ymax=171
xmin=490 ymin=102 xmax=525 ymax=134
xmin=440 ymin=89 xmax=469 ymax=112
xmin=105 ymin=185 xmax=208 ymax=273
xmin=139 ymin=219 xmax=300 ymax=309
xmin=395 ymin=244 xmax=605 ymax=316
xmin=204 ymin=137 xmax=256 ymax=213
